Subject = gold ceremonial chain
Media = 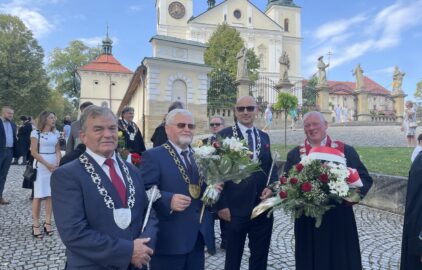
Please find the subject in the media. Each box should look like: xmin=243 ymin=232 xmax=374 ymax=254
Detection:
xmin=163 ymin=143 xmax=203 ymax=199
xmin=119 ymin=120 xmax=138 ymax=140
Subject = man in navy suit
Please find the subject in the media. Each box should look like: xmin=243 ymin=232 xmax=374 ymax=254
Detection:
xmin=217 ymin=96 xmax=278 ymax=270
xmin=51 ymin=106 xmax=158 ymax=269
xmin=0 ymin=106 xmax=17 ymax=205
xmin=140 ymin=109 xmax=213 ymax=270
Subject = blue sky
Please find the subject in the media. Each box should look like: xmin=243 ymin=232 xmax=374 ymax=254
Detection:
xmin=1 ymin=0 xmax=421 ymax=100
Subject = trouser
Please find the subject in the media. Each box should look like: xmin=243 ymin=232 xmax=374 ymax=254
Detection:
xmin=224 ymin=213 xmax=273 ymax=270
xmin=0 ymin=148 xmax=13 ymax=197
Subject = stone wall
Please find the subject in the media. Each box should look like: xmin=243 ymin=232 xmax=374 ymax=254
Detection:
xmin=277 ymin=161 xmax=407 ymax=215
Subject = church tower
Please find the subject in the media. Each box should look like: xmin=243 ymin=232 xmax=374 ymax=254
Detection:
xmin=155 ymin=0 xmax=193 ymax=39
xmin=265 ymin=0 xmax=302 ymax=79
xmin=78 ymin=32 xmax=133 ymax=113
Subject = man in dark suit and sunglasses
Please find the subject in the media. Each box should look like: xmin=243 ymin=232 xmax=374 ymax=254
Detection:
xmin=216 ymin=96 xmax=278 ymax=270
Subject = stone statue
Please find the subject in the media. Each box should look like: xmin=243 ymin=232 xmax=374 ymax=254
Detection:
xmin=353 ymin=64 xmax=364 ymax=89
xmin=279 ymin=51 xmax=290 ymax=81
xmin=317 ymin=56 xmax=329 ymax=85
xmin=236 ymin=47 xmax=248 ymax=80
xmin=392 ymin=66 xmax=405 ymax=91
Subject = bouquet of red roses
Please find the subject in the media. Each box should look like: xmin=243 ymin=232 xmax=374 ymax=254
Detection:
xmin=252 ymin=146 xmax=362 ymax=228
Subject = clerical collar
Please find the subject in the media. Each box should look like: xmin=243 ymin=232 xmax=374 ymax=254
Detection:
xmin=85 ymin=148 xmax=118 ymax=166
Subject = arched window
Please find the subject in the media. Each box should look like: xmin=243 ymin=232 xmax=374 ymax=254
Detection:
xmin=172 ymin=79 xmax=187 ymax=104
xmin=284 ymin=18 xmax=289 ymax=32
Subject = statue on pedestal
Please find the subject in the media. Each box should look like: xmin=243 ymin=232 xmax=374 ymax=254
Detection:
xmin=353 ymin=64 xmax=364 ymax=89
xmin=317 ymin=56 xmax=329 ymax=85
xmin=392 ymin=66 xmax=405 ymax=91
xmin=236 ymin=47 xmax=248 ymax=80
xmin=279 ymin=51 xmax=290 ymax=81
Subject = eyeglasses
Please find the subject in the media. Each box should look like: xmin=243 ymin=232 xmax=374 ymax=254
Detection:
xmin=236 ymin=106 xmax=256 ymax=112
xmin=175 ymin=123 xmax=196 ymax=130
xmin=210 ymin=123 xmax=222 ymax=127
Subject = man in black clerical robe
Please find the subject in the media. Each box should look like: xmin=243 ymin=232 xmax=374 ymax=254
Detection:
xmin=284 ymin=111 xmax=372 ymax=270
xmin=401 ymin=152 xmax=422 ymax=270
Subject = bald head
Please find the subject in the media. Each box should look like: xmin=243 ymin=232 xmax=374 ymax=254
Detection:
xmin=235 ymin=95 xmax=258 ymax=128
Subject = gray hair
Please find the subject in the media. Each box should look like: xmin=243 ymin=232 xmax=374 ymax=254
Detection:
xmin=303 ymin=111 xmax=326 ymax=124
xmin=80 ymin=105 xmax=117 ymax=132
xmin=210 ymin=115 xmax=225 ymax=126
xmin=165 ymin=109 xmax=194 ymax=125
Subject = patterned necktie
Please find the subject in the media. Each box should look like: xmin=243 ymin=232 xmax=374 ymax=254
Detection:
xmin=246 ymin=129 xmax=254 ymax=152
xmin=105 ymin=159 xmax=127 ymax=207
xmin=181 ymin=150 xmax=193 ymax=176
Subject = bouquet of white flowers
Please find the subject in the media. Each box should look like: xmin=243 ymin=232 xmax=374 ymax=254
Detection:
xmin=193 ymin=136 xmax=261 ymax=221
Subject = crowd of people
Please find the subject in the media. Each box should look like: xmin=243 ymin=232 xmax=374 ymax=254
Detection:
xmin=0 ymin=97 xmax=421 ymax=269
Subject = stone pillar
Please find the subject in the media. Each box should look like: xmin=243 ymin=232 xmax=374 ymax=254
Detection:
xmin=235 ymin=78 xmax=253 ymax=98
xmin=355 ymin=88 xmax=371 ymax=121
xmin=315 ymin=84 xmax=331 ymax=122
xmin=275 ymin=80 xmax=294 ymax=93
xmin=391 ymin=90 xmax=406 ymax=123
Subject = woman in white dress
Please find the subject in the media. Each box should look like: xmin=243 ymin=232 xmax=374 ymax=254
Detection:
xmin=30 ymin=111 xmax=61 ymax=238
xmin=402 ymin=101 xmax=417 ymax=147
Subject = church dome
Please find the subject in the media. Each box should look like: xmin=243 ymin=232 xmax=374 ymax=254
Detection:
xmin=267 ymin=0 xmax=298 ymax=9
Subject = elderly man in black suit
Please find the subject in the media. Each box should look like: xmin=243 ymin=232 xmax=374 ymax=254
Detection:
xmin=0 ymin=105 xmax=17 ymax=205
xmin=216 ymin=96 xmax=278 ymax=270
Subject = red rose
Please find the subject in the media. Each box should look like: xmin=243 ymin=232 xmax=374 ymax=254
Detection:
xmin=295 ymin=163 xmax=304 ymax=172
xmin=279 ymin=190 xmax=288 ymax=199
xmin=301 ymin=182 xmax=312 ymax=192
xmin=279 ymin=176 xmax=288 ymax=185
xmin=131 ymin=153 xmax=142 ymax=166
xmin=319 ymin=173 xmax=329 ymax=183
xmin=212 ymin=141 xmax=221 ymax=149
xmin=290 ymin=177 xmax=298 ymax=185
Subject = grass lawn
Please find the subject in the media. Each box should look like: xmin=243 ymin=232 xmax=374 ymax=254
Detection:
xmin=272 ymin=144 xmax=413 ymax=177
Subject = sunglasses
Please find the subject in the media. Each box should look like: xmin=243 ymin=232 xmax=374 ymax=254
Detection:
xmin=175 ymin=123 xmax=196 ymax=130
xmin=236 ymin=106 xmax=256 ymax=112
xmin=210 ymin=123 xmax=222 ymax=127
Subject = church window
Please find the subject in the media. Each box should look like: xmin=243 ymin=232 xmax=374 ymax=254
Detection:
xmin=249 ymin=17 xmax=251 ymax=23
xmin=224 ymin=14 xmax=227 ymax=21
xmin=94 ymin=80 xmax=99 ymax=85
xmin=233 ymin=9 xmax=241 ymax=19
xmin=111 ymin=82 xmax=116 ymax=86
xmin=284 ymin=18 xmax=289 ymax=32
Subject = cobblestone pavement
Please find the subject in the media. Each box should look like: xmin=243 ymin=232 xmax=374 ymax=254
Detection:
xmin=1 ymin=164 xmax=403 ymax=270
xmin=268 ymin=125 xmax=416 ymax=147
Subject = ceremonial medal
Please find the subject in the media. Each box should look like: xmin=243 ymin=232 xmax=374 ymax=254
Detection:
xmin=129 ymin=133 xmax=135 ymax=141
xmin=189 ymin=184 xmax=200 ymax=199
xmin=113 ymin=208 xmax=132 ymax=230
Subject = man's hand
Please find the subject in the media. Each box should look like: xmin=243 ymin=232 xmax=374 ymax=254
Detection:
xmin=131 ymin=238 xmax=153 ymax=268
xmin=218 ymin=208 xmax=231 ymax=222
xmin=260 ymin=187 xmax=273 ymax=200
xmin=170 ymin=194 xmax=191 ymax=212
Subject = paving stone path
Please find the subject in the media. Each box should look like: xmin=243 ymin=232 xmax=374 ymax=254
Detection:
xmin=0 ymin=125 xmax=408 ymax=269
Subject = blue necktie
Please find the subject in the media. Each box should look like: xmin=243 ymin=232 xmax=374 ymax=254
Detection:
xmin=181 ymin=150 xmax=193 ymax=175
xmin=246 ymin=129 xmax=254 ymax=152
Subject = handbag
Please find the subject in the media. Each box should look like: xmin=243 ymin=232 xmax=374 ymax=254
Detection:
xmin=22 ymin=131 xmax=40 ymax=189
xmin=409 ymin=122 xmax=417 ymax=128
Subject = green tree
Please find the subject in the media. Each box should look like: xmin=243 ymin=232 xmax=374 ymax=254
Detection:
xmin=46 ymin=90 xmax=76 ymax=129
xmin=302 ymin=75 xmax=318 ymax=113
xmin=48 ymin=40 xmax=100 ymax=106
xmin=0 ymin=14 xmax=50 ymax=118
xmin=415 ymin=79 xmax=422 ymax=100
xmin=274 ymin=92 xmax=298 ymax=150
xmin=204 ymin=24 xmax=260 ymax=106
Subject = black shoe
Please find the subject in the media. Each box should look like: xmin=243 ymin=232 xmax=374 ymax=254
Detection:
xmin=32 ymin=225 xmax=43 ymax=239
xmin=43 ymin=222 xmax=54 ymax=236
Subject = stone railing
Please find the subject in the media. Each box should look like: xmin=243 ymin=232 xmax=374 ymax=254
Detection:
xmin=371 ymin=115 xmax=397 ymax=122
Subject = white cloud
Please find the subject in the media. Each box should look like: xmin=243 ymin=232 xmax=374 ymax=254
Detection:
xmin=371 ymin=66 xmax=395 ymax=75
xmin=305 ymin=0 xmax=422 ymax=76
xmin=79 ymin=36 xmax=119 ymax=47
xmin=0 ymin=0 xmax=55 ymax=38
xmin=129 ymin=5 xmax=144 ymax=12
xmin=314 ymin=15 xmax=366 ymax=42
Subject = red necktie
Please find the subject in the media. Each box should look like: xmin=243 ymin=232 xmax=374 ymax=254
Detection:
xmin=105 ymin=159 xmax=127 ymax=207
